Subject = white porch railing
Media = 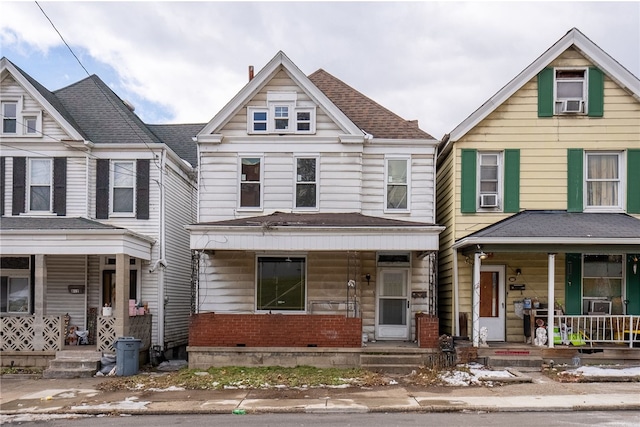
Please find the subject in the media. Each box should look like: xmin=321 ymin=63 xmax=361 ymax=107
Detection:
xmin=555 ymin=315 xmax=639 ymax=348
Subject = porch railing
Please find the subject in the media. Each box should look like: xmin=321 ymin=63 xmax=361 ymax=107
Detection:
xmin=555 ymin=315 xmax=639 ymax=348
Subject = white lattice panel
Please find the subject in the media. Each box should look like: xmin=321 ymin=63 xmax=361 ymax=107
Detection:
xmin=1 ymin=316 xmax=35 ymax=351
xmin=42 ymin=316 xmax=62 ymax=350
xmin=97 ymin=316 xmax=117 ymax=352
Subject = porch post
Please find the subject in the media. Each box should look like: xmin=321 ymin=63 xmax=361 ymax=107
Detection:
xmin=547 ymin=253 xmax=556 ymax=348
xmin=33 ymin=254 xmax=47 ymax=351
xmin=114 ymin=253 xmax=131 ymax=339
xmin=472 ymin=252 xmax=481 ymax=347
xmin=453 ymin=248 xmax=460 ymax=336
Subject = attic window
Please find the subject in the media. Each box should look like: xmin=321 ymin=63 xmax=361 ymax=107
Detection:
xmin=247 ymin=92 xmax=316 ymax=135
xmin=554 ymin=68 xmax=586 ymax=114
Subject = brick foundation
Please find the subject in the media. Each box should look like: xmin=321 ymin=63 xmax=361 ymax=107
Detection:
xmin=189 ymin=313 xmax=362 ymax=348
xmin=415 ymin=313 xmax=439 ymax=349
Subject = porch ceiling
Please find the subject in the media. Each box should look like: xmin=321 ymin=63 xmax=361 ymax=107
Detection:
xmin=188 ymin=212 xmax=444 ymax=251
xmin=0 ymin=217 xmax=154 ymax=260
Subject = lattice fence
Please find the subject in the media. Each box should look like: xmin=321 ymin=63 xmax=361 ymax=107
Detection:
xmin=97 ymin=316 xmax=117 ymax=353
xmin=0 ymin=315 xmax=62 ymax=351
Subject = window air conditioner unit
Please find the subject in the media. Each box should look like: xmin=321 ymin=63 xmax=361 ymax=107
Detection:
xmin=480 ymin=193 xmax=498 ymax=208
xmin=562 ymin=99 xmax=583 ymax=113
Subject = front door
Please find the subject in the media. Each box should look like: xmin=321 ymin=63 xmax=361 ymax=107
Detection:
xmin=479 ymin=266 xmax=505 ymax=341
xmin=375 ymin=269 xmax=409 ymax=340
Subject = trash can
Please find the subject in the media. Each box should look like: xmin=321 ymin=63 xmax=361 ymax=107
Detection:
xmin=114 ymin=336 xmax=141 ymax=376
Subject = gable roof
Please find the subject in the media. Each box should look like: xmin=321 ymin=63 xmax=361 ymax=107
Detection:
xmin=197 ymin=51 xmax=365 ymax=139
xmin=440 ymin=28 xmax=640 ymax=155
xmin=308 ymin=69 xmax=434 ymax=140
xmin=148 ymin=123 xmax=204 ymax=167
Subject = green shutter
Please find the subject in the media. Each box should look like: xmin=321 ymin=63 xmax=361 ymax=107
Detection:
xmin=588 ymin=67 xmax=604 ymax=117
xmin=461 ymin=149 xmax=477 ymax=213
xmin=503 ymin=149 xmax=520 ymax=213
xmin=538 ymin=67 xmax=554 ymax=117
xmin=567 ymin=149 xmax=583 ymax=212
xmin=627 ymin=254 xmax=640 ymax=315
xmin=627 ymin=149 xmax=640 ymax=213
xmin=565 ymin=253 xmax=582 ymax=315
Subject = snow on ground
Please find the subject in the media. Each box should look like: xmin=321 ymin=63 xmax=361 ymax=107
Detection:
xmin=571 ymin=366 xmax=640 ymax=377
xmin=439 ymin=363 xmax=515 ymax=386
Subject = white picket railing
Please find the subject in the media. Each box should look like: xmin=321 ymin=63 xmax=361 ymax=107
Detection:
xmin=555 ymin=315 xmax=639 ymax=348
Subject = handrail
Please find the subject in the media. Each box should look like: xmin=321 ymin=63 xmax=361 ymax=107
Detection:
xmin=555 ymin=315 xmax=638 ymax=348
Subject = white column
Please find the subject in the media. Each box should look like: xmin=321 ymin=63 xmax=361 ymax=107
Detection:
xmin=33 ymin=254 xmax=47 ymax=350
xmin=472 ymin=252 xmax=482 ymax=347
xmin=547 ymin=253 xmax=556 ymax=348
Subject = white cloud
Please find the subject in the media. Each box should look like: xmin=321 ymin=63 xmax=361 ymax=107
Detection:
xmin=1 ymin=1 xmax=638 ymax=138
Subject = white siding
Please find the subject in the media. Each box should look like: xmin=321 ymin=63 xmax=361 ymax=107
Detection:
xmin=45 ymin=255 xmax=89 ymax=329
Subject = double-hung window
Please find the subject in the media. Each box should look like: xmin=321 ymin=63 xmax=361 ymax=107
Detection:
xmin=28 ymin=158 xmax=52 ymax=212
xmin=477 ymin=152 xmax=502 ymax=210
xmin=256 ymin=256 xmax=306 ymax=312
xmin=1 ymin=99 xmax=42 ymax=136
xmin=385 ymin=157 xmax=409 ymax=211
xmin=555 ymin=69 xmax=586 ymax=114
xmin=2 ymin=102 xmax=17 ymax=134
xmin=295 ymin=157 xmax=317 ymax=209
xmin=1 ymin=257 xmax=31 ymax=314
xmin=111 ymin=161 xmax=135 ymax=214
xmin=582 ymin=255 xmax=623 ymax=315
xmin=585 ymin=152 xmax=622 ymax=210
xmin=247 ymin=92 xmax=316 ymax=134
xmin=240 ymin=157 xmax=262 ymax=209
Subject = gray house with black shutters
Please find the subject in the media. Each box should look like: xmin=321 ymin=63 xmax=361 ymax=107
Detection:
xmin=0 ymin=57 xmax=201 ymax=367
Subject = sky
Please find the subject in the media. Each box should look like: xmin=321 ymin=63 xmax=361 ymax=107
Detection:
xmin=1 ymin=1 xmax=639 ymax=139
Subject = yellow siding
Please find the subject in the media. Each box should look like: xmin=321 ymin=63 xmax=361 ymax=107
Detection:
xmin=436 ymin=152 xmax=456 ymax=333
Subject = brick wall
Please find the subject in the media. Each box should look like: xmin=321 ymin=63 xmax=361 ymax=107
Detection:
xmin=189 ymin=313 xmax=362 ymax=348
xmin=415 ymin=313 xmax=439 ymax=348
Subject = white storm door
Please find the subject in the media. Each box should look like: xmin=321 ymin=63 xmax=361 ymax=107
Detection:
xmin=478 ymin=266 xmax=505 ymax=341
xmin=376 ymin=269 xmax=409 ymax=340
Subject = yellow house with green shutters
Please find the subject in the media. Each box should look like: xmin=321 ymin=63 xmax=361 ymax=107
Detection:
xmin=436 ymin=28 xmax=640 ymax=349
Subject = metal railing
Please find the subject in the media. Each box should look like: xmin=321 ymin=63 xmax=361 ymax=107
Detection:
xmin=555 ymin=315 xmax=639 ymax=348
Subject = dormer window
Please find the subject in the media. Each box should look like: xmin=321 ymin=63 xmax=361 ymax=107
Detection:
xmin=247 ymin=92 xmax=316 ymax=134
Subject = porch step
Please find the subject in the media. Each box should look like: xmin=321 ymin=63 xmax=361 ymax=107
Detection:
xmin=360 ymin=353 xmax=424 ymax=375
xmin=42 ymin=350 xmax=102 ymax=379
xmin=485 ymin=355 xmax=544 ymax=368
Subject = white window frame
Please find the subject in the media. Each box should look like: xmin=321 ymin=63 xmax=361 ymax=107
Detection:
xmin=584 ymin=151 xmax=624 ymax=212
xmin=238 ymin=155 xmax=263 ymax=211
xmin=294 ymin=156 xmax=318 ymax=211
xmin=247 ymin=107 xmax=269 ymax=134
xmin=110 ymin=160 xmax=136 ymax=217
xmin=1 ymin=97 xmax=42 ymax=136
xmin=384 ymin=156 xmax=411 ymax=212
xmin=255 ymin=255 xmax=307 ymax=313
xmin=1 ymin=273 xmax=30 ymax=314
xmin=476 ymin=151 xmax=503 ymax=211
xmin=581 ymin=254 xmax=624 ymax=315
xmin=27 ymin=158 xmax=53 ymax=213
xmin=295 ymin=108 xmax=316 ymax=134
xmin=554 ymin=68 xmax=587 ymax=115
xmin=247 ymin=92 xmax=316 ymax=135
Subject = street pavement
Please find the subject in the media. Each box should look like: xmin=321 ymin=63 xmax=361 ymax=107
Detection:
xmin=1 ymin=369 xmax=639 ymax=420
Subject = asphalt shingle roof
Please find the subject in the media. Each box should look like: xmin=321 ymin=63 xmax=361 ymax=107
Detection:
xmin=308 ymin=69 xmax=434 ymax=140
xmin=148 ymin=123 xmax=204 ymax=167
xmin=466 ymin=210 xmax=640 ymax=239
xmin=0 ymin=217 xmax=125 ymax=231
xmin=195 ymin=211 xmax=433 ymax=227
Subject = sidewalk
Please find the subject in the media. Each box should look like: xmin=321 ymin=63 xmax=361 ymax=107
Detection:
xmin=1 ymin=368 xmax=639 ymax=421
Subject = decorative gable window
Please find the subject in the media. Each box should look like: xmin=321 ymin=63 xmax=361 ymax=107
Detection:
xmin=385 ymin=156 xmax=410 ymax=211
xmin=295 ymin=157 xmax=317 ymax=209
xmin=28 ymin=158 xmax=52 ymax=212
xmin=538 ymin=67 xmax=604 ymax=117
xmin=247 ymin=92 xmax=316 ymax=134
xmin=1 ymin=98 xmax=42 ymax=136
xmin=239 ymin=156 xmax=262 ymax=209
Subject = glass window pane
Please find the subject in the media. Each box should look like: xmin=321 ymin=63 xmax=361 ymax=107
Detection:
xmin=296 ymin=184 xmax=316 ymax=208
xmin=114 ymin=162 xmax=134 ymax=187
xmin=242 ymin=158 xmax=261 ymax=181
xmin=8 ymin=277 xmax=29 ymax=312
xmin=254 ymin=111 xmax=267 ymax=121
xmin=480 ymin=165 xmax=498 ymax=181
xmin=3 ymin=119 xmax=16 ymax=133
xmin=587 ymin=155 xmax=618 ymax=179
xmin=3 ymin=103 xmax=16 ymax=118
xmin=241 ymin=183 xmax=260 ymax=207
xmin=388 ymin=160 xmax=407 ymax=184
xmin=297 ymin=122 xmax=310 ymax=131
xmin=275 ymin=119 xmax=289 ymax=130
xmin=387 ymin=185 xmax=407 ymax=209
xmin=296 ymin=158 xmax=316 ymax=182
xmin=557 ymin=81 xmax=583 ymax=98
xmin=25 ymin=118 xmax=37 ymax=133
xmin=381 ymin=271 xmax=406 ymax=296
xmin=254 ymin=122 xmax=267 ymax=131
xmin=30 ymin=159 xmax=51 ymax=185
xmin=257 ymin=257 xmax=305 ymax=311
xmin=379 ymin=299 xmax=406 ymax=324
xmin=297 ymin=112 xmax=310 ymax=121
xmin=30 ymin=186 xmax=50 ymax=211
xmin=113 ymin=188 xmax=134 ymax=212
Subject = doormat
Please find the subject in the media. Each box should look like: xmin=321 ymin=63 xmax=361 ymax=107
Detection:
xmin=494 ymin=350 xmax=531 ymax=356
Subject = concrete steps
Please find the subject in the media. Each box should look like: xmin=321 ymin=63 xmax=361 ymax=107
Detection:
xmin=360 ymin=353 xmax=424 ymax=375
xmin=42 ymin=349 xmax=102 ymax=379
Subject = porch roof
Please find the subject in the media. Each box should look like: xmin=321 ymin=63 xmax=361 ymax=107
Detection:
xmin=0 ymin=217 xmax=154 ymax=260
xmin=453 ymin=210 xmax=640 ymax=254
xmin=188 ymin=212 xmax=444 ymax=251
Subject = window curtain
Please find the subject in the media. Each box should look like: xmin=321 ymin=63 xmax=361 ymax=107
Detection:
xmin=587 ymin=154 xmax=618 ymax=206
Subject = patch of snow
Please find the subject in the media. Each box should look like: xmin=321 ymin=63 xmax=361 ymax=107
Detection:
xmin=146 ymin=386 xmax=186 ymax=392
xmin=70 ymin=396 xmax=150 ymax=411
xmin=571 ymin=366 xmax=640 ymax=377
xmin=1 ymin=414 xmax=93 ymax=423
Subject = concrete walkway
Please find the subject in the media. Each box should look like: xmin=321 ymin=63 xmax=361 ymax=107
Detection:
xmin=1 ymin=370 xmax=639 ymax=420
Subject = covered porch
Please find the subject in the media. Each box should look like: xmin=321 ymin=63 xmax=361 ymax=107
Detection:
xmin=451 ymin=211 xmax=640 ymax=354
xmin=0 ymin=217 xmax=154 ymax=367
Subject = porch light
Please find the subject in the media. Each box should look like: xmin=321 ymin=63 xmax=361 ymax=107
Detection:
xmin=478 ymin=251 xmax=488 ymax=260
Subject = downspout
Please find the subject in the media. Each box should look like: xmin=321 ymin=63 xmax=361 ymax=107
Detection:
xmin=84 ymin=255 xmax=88 ymax=331
xmin=453 ymin=248 xmax=460 ymax=336
xmin=85 ymin=154 xmax=90 ymax=218
xmin=157 ymin=149 xmax=167 ymax=350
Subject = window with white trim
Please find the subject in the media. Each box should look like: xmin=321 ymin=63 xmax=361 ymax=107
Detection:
xmin=1 ymin=98 xmax=42 ymax=136
xmin=2 ymin=101 xmax=17 ymax=134
xmin=295 ymin=157 xmax=317 ymax=209
xmin=385 ymin=157 xmax=409 ymax=210
xmin=111 ymin=161 xmax=135 ymax=214
xmin=24 ymin=116 xmax=38 ymax=134
xmin=582 ymin=254 xmax=623 ymax=315
xmin=240 ymin=157 xmax=262 ymax=208
xmin=585 ymin=152 xmax=622 ymax=210
xmin=1 ymin=257 xmax=31 ymax=314
xmin=28 ymin=158 xmax=52 ymax=212
xmin=477 ymin=152 xmax=502 ymax=210
xmin=247 ymin=92 xmax=316 ymax=134
xmin=555 ymin=68 xmax=586 ymax=114
xmin=256 ymin=256 xmax=306 ymax=312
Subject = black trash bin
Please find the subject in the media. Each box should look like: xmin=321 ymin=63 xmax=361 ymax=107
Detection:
xmin=114 ymin=336 xmax=141 ymax=376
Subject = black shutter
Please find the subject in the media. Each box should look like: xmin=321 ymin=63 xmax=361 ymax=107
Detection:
xmin=96 ymin=159 xmax=110 ymax=219
xmin=53 ymin=157 xmax=67 ymax=216
xmin=136 ymin=159 xmax=150 ymax=220
xmin=0 ymin=157 xmax=5 ymax=216
xmin=12 ymin=157 xmax=26 ymax=215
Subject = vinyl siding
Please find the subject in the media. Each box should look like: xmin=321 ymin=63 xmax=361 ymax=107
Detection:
xmin=45 ymin=255 xmax=89 ymax=328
